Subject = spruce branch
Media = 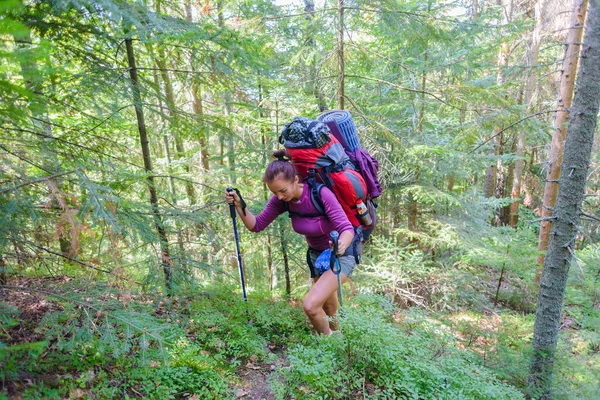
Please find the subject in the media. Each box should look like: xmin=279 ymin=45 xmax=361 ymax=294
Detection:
xmin=0 ymin=144 xmax=53 ymax=174
xmin=345 ymin=74 xmax=458 ymax=110
xmin=15 ymin=239 xmax=142 ymax=286
xmin=8 ymin=127 xmax=142 ymax=169
xmin=469 ymin=109 xmax=558 ymax=154
xmin=0 ymin=170 xmax=78 ymax=194
xmin=0 ymin=285 xmax=167 ymax=347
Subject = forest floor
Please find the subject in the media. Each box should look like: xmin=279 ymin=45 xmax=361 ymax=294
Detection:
xmin=1 ymin=273 xmax=599 ymax=399
xmin=1 ymin=276 xmax=293 ymax=399
xmin=231 ymin=354 xmax=283 ymax=400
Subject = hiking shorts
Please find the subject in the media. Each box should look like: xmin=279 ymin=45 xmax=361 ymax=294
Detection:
xmin=306 ymin=232 xmax=363 ymax=278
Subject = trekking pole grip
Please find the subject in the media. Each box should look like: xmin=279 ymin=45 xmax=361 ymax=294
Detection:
xmin=329 ymin=230 xmax=339 ymax=273
xmin=226 ymin=186 xmax=236 ymax=219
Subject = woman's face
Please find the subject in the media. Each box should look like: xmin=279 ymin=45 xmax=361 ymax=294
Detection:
xmin=267 ymin=175 xmax=299 ymax=202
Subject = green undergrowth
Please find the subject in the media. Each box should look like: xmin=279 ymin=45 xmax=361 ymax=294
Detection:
xmin=355 ymin=212 xmax=599 ymax=399
xmin=3 ymin=267 xmax=598 ymax=399
xmin=0 ymin=282 xmax=310 ymax=399
xmin=272 ymin=294 xmax=524 ymax=400
xmin=2 ymin=278 xmax=528 ymax=399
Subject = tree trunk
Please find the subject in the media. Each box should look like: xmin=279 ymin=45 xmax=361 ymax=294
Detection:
xmin=13 ymin=30 xmax=74 ymax=257
xmin=407 ymin=192 xmax=418 ymax=232
xmin=494 ymin=134 xmax=509 ymax=226
xmin=147 ymin=46 xmax=177 ymax=200
xmin=146 ymin=43 xmax=186 ymax=271
xmin=259 ymin=81 xmax=275 ymax=290
xmin=484 ymin=0 xmax=511 ymax=200
xmin=537 ymin=0 xmax=588 ymax=273
xmin=156 ymin=48 xmax=196 ymax=204
xmin=483 ymin=149 xmax=497 ymax=198
xmin=0 ymin=255 xmax=6 ymax=285
xmin=184 ymin=0 xmax=210 ymax=198
xmin=528 ymin=2 xmax=600 ymax=396
xmin=509 ymin=0 xmax=547 ymax=227
xmin=303 ymin=0 xmax=327 ymax=111
xmin=156 ymin=0 xmax=196 ymax=205
xmin=125 ymin=38 xmax=173 ymax=294
xmin=337 ymin=0 xmax=345 ymax=110
xmin=191 ymin=84 xmax=210 ymax=172
xmin=279 ymin=221 xmax=291 ymax=297
xmin=216 ymin=0 xmax=236 ymax=183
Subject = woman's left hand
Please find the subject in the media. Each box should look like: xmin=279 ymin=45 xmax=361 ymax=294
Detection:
xmin=331 ymin=230 xmax=354 ymax=255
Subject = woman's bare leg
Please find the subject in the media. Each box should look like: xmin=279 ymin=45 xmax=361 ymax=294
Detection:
xmin=303 ymin=270 xmax=348 ymax=335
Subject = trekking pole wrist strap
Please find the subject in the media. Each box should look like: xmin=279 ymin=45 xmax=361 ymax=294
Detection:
xmin=233 ymin=188 xmax=247 ymax=217
xmin=227 ymin=187 xmax=247 ymax=217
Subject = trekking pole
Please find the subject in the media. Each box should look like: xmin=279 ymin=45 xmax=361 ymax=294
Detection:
xmin=329 ymin=231 xmax=343 ymax=309
xmin=226 ymin=186 xmax=248 ymax=306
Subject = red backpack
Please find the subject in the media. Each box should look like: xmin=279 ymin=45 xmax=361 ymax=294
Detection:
xmin=279 ymin=117 xmax=375 ymax=230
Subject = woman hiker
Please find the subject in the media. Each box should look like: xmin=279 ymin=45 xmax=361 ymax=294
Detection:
xmin=224 ymin=149 xmax=361 ymax=335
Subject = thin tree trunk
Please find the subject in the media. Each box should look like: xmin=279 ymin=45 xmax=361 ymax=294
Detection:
xmin=337 ymin=0 xmax=345 ymax=110
xmin=156 ymin=47 xmax=196 ymax=204
xmin=510 ymin=0 xmax=547 ymax=227
xmin=217 ymin=0 xmax=236 ymax=182
xmin=407 ymin=192 xmax=418 ymax=232
xmin=156 ymin=0 xmax=196 ymax=205
xmin=125 ymin=38 xmax=172 ymax=294
xmin=484 ymin=0 xmax=511 ymax=200
xmin=447 ymin=174 xmax=455 ymax=192
xmin=148 ymin=49 xmax=177 ymax=200
xmin=13 ymin=30 xmax=74 ymax=257
xmin=303 ymin=0 xmax=327 ymax=111
xmin=184 ymin=0 xmax=210 ymax=197
xmin=258 ymin=82 xmax=275 ymax=290
xmin=191 ymin=85 xmax=210 ymax=172
xmin=279 ymin=221 xmax=291 ymax=297
xmin=528 ymin=2 xmax=600 ymax=396
xmin=146 ymin=43 xmax=186 ymax=270
xmin=483 ymin=145 xmax=498 ymax=198
xmin=0 ymin=255 xmax=6 ymax=285
xmin=537 ymin=0 xmax=588 ymax=273
xmin=418 ymin=58 xmax=427 ymax=133
xmin=494 ymin=132 xmax=508 ymax=225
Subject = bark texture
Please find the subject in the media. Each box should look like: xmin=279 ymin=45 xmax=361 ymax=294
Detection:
xmin=537 ymin=0 xmax=588 ymax=272
xmin=528 ymin=1 xmax=600 ymax=396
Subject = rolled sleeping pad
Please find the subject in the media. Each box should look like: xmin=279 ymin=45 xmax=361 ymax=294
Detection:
xmin=320 ymin=119 xmax=350 ymax=150
xmin=317 ymin=110 xmax=360 ymax=151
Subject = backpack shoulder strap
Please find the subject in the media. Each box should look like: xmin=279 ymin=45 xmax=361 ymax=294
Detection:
xmin=284 ymin=182 xmax=326 ymax=219
xmin=309 ymin=182 xmax=325 ymax=215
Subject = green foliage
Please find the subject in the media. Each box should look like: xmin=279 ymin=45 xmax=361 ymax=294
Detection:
xmin=274 ymin=294 xmax=525 ymax=399
xmin=1 ymin=0 xmax=599 ymax=397
xmin=188 ymin=285 xmax=311 ymax=363
xmin=125 ymin=339 xmax=232 ymax=399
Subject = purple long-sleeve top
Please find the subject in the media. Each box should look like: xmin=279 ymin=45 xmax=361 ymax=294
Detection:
xmin=252 ymin=184 xmax=353 ymax=250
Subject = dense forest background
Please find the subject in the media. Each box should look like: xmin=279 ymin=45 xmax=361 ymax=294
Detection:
xmin=1 ymin=0 xmax=599 ymax=399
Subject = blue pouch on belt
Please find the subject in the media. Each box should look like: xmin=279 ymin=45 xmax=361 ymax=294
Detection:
xmin=315 ymin=249 xmax=332 ymax=273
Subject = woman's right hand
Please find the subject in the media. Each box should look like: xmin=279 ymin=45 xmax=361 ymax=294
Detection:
xmin=225 ymin=189 xmax=241 ymax=207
